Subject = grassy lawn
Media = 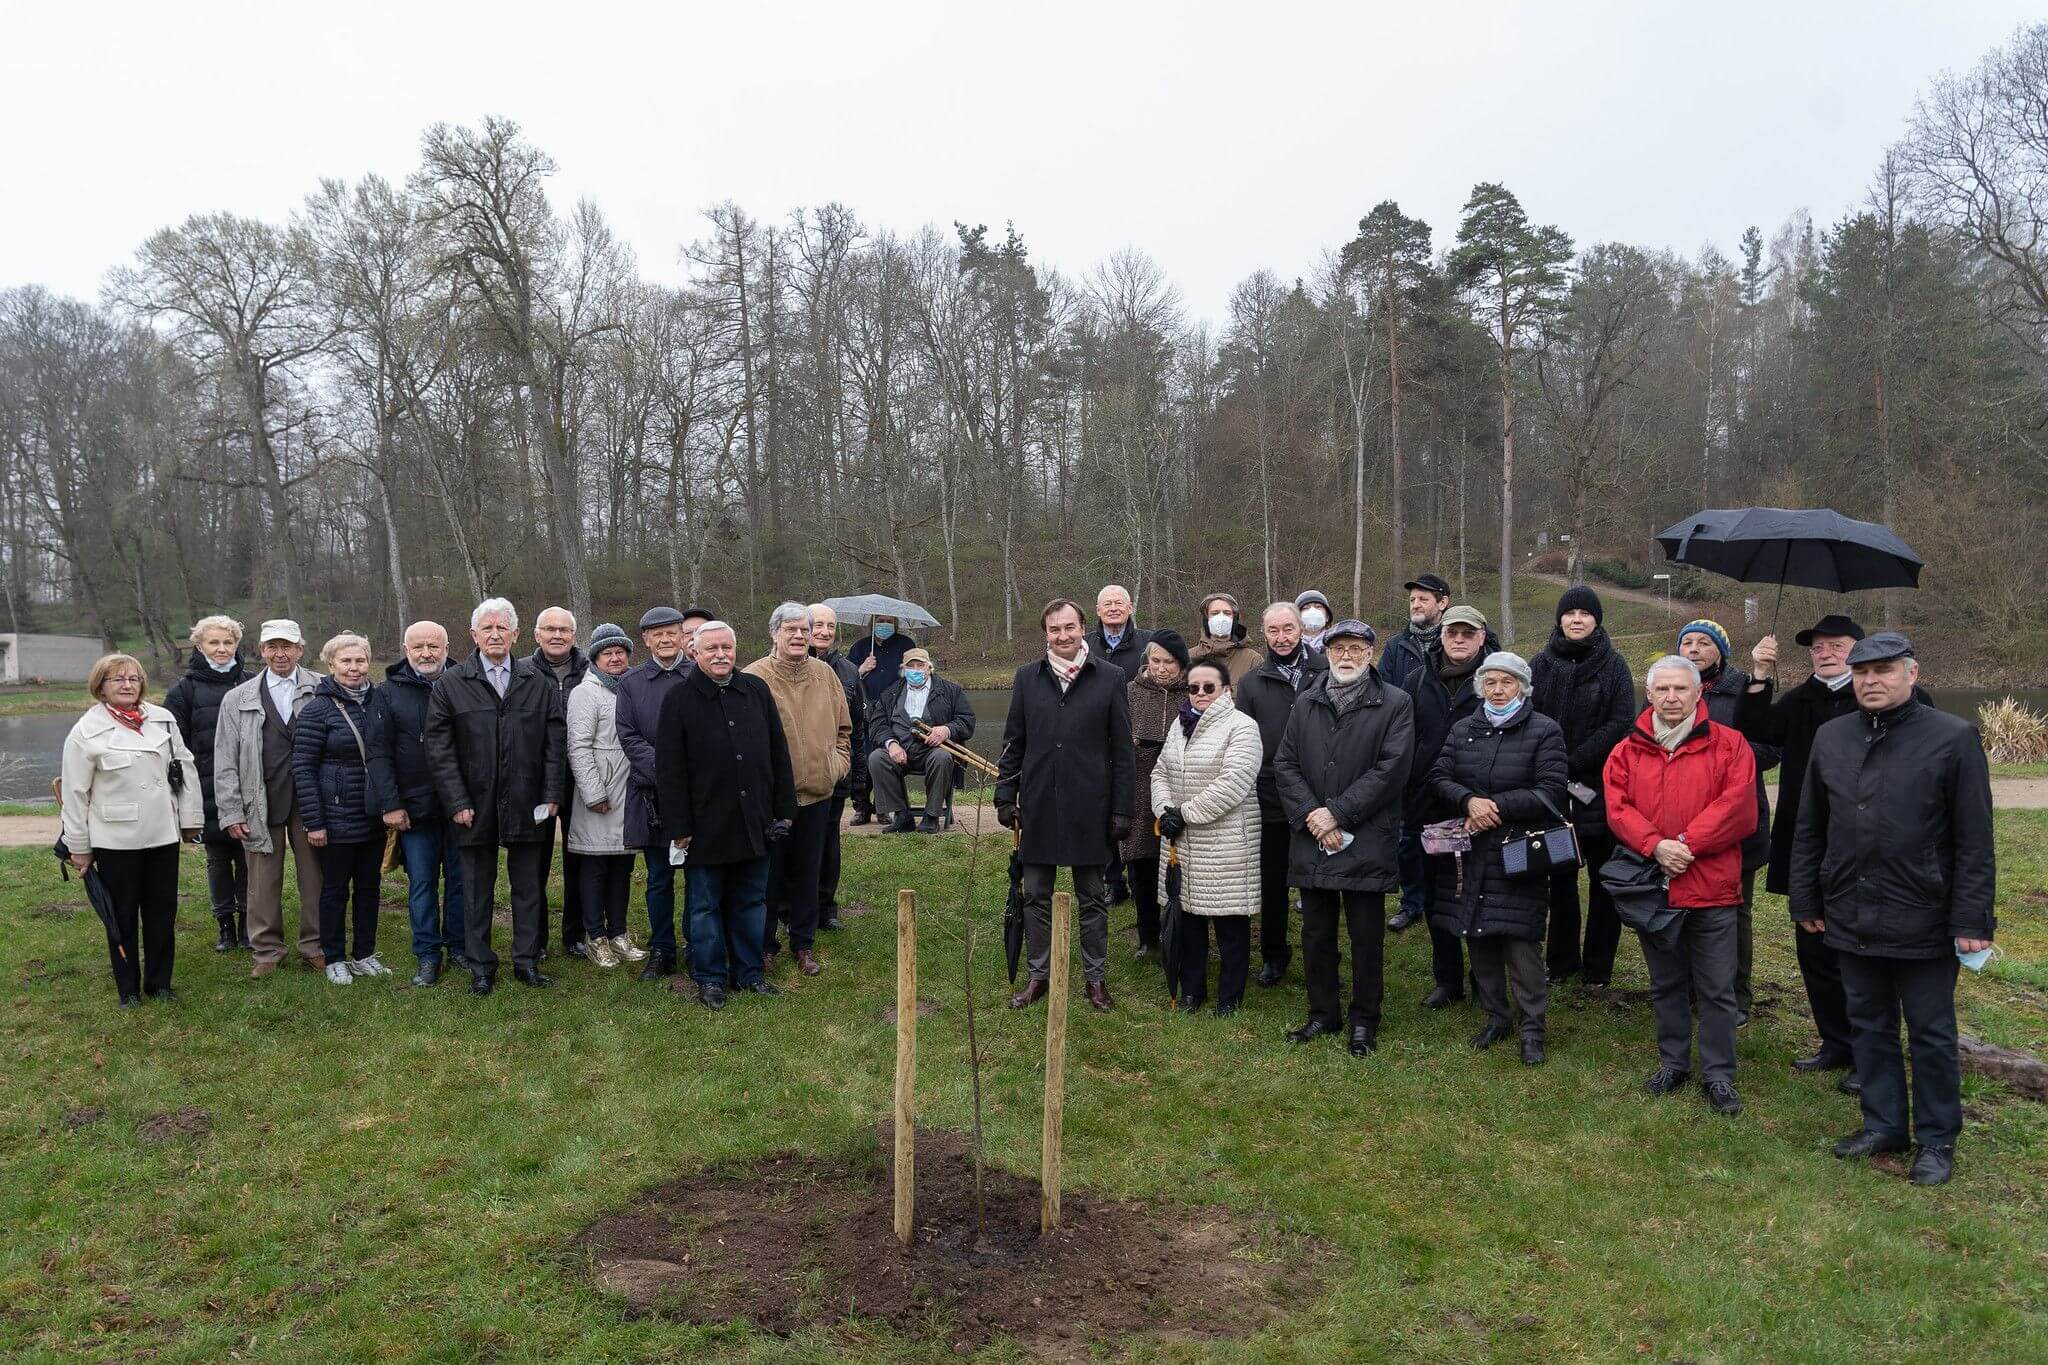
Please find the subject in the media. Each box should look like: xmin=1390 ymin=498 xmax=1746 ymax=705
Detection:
xmin=2 ymin=817 xmax=2044 ymax=1362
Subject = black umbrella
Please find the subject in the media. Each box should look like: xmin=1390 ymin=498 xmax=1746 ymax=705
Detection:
xmin=54 ymin=834 xmax=125 ymax=966
xmin=1655 ymin=506 xmax=1923 ymax=632
xmin=1003 ymin=828 xmax=1026 ymax=985
xmin=1158 ymin=838 xmax=1184 ymax=1000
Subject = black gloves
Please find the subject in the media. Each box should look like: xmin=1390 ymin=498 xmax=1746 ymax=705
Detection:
xmin=766 ymin=818 xmax=793 ymax=843
xmin=1156 ymin=807 xmax=1186 ymax=840
xmin=996 ymin=803 xmax=1020 ymax=831
xmin=1111 ymin=815 xmax=1133 ymax=843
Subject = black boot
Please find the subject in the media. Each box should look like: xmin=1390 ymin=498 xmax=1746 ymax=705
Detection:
xmin=638 ymin=949 xmax=675 ymax=982
xmin=213 ymin=914 xmax=236 ymax=953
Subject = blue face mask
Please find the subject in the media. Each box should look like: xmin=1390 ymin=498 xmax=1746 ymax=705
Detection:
xmin=873 ymin=623 xmax=895 ymax=642
xmin=1957 ymin=944 xmax=1999 ymax=972
xmin=1483 ymin=697 xmax=1525 ymax=725
xmin=903 ymin=669 xmax=927 ymax=687
xmin=206 ymin=656 xmax=239 ymax=673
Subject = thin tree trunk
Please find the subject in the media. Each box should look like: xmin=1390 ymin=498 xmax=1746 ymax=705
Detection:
xmin=1498 ymin=359 xmax=1516 ymax=647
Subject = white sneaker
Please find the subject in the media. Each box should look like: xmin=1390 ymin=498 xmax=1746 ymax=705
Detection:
xmin=349 ymin=955 xmax=392 ymax=978
xmin=585 ymin=937 xmax=620 ymax=968
xmin=325 ymin=962 xmax=353 ymax=986
xmin=611 ymin=933 xmax=648 ymax=962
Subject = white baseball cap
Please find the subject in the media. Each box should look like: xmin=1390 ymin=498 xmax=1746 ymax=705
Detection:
xmin=258 ymin=619 xmax=304 ymax=645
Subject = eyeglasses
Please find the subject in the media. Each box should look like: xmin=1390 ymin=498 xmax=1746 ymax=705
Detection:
xmin=1188 ymin=681 xmax=1223 ymax=696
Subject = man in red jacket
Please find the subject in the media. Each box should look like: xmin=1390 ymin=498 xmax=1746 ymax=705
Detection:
xmin=1604 ymin=655 xmax=1759 ymax=1116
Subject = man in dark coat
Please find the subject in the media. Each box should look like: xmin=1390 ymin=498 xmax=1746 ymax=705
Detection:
xmin=165 ymin=621 xmax=249 ymax=952
xmin=1274 ymin=619 xmax=1415 ymax=1056
xmin=811 ymin=603 xmax=867 ymax=925
xmin=1737 ymin=612 xmax=1930 ymax=1082
xmin=1378 ymin=572 xmax=1452 ymax=694
xmin=996 ymin=598 xmax=1136 ymax=1014
xmin=1086 ymin=583 xmax=1155 ymax=681
xmin=1793 ymin=633 xmax=1995 ymax=1187
xmin=1530 ymin=585 xmax=1638 ymax=986
xmin=530 ymin=606 xmax=589 ymax=960
xmin=867 ymin=648 xmax=976 ymax=833
xmin=613 ymin=604 xmax=713 ymax=980
xmin=423 ymin=598 xmax=568 ymax=995
xmin=384 ymin=621 xmax=465 ymax=987
xmin=1392 ymin=604 xmax=1497 ymax=1007
xmin=655 ymin=621 xmax=797 ymax=1010
xmin=1234 ymin=601 xmax=1327 ymax=986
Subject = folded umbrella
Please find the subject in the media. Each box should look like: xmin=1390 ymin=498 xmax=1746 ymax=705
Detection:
xmin=1003 ymin=828 xmax=1026 ymax=984
xmin=820 ymin=593 xmax=942 ymax=631
xmin=53 ymin=833 xmax=125 ymax=965
xmin=1159 ymin=838 xmax=1184 ymax=999
xmin=1655 ymin=506 xmax=1923 ymax=632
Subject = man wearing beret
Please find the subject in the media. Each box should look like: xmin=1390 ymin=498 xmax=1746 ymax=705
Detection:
xmin=1790 ymin=633 xmax=1995 ymax=1186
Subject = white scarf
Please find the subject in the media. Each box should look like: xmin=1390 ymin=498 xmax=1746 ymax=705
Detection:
xmin=1820 ymin=670 xmax=1853 ymax=692
xmin=1047 ymin=639 xmax=1090 ymax=692
xmin=1653 ymin=709 xmax=1698 ymax=753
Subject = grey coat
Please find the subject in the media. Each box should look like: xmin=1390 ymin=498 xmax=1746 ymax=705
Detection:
xmin=566 ymin=671 xmax=631 ymax=855
xmin=211 ymin=666 xmax=321 ymax=855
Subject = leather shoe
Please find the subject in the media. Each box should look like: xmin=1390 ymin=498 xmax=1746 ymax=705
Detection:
xmin=1833 ymin=1129 xmax=1910 ymax=1159
xmin=1909 ymin=1145 xmax=1955 ymax=1186
xmin=1258 ymin=961 xmax=1286 ymax=987
xmin=513 ymin=966 xmax=553 ymax=988
xmin=566 ymin=941 xmax=589 ymax=960
xmin=638 ymin=951 xmax=674 ymax=982
xmin=1108 ymin=881 xmax=1131 ymax=906
xmin=746 ymin=980 xmax=783 ymax=996
xmin=412 ymin=957 xmax=442 ymax=988
xmin=1348 ymin=1026 xmax=1376 ymax=1056
xmin=1085 ymin=981 xmax=1113 ymax=1012
xmin=1521 ymin=1037 xmax=1546 ymax=1066
xmin=1212 ymin=1003 xmax=1237 ymax=1018
xmin=1643 ymin=1066 xmax=1691 ymax=1096
xmin=1793 ymin=1049 xmax=1853 ymax=1073
xmin=1286 ymin=1019 xmax=1335 ymax=1044
xmin=250 ymin=960 xmax=277 ymax=979
xmin=1837 ymin=1073 xmax=1864 ymax=1097
xmin=883 ymin=812 xmax=915 ymax=834
xmin=1176 ymin=994 xmax=1202 ymax=1014
xmin=796 ymin=949 xmax=823 ymax=977
xmin=1422 ymin=986 xmax=1462 ymax=1010
xmin=916 ymin=815 xmax=941 ymax=834
xmin=849 ymin=808 xmax=873 ymax=827
xmin=819 ymin=913 xmax=844 ymax=930
xmin=1469 ymin=1023 xmax=1509 ymax=1050
xmin=1387 ymin=905 xmax=1424 ymax=933
xmin=700 ymin=982 xmax=727 ymax=1010
xmin=468 ymin=971 xmax=494 ymax=997
xmin=304 ymin=953 xmax=327 ymax=971
xmin=1008 ymin=979 xmax=1048 ymax=1010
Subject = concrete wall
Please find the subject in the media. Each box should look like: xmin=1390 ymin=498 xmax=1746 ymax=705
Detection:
xmin=0 ymin=634 xmax=106 ymax=683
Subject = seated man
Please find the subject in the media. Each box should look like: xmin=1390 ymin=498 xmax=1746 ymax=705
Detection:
xmin=866 ymin=648 xmax=977 ymax=832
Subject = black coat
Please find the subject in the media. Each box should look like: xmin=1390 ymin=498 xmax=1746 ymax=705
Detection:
xmin=994 ymin=654 xmax=1136 ymax=867
xmin=846 ymin=631 xmax=917 ymax=705
xmin=290 ymin=678 xmax=401 ymax=845
xmin=654 ymin=666 xmax=796 ymax=864
xmin=1393 ymin=634 xmax=1500 ymax=814
xmin=422 ymin=653 xmax=568 ymax=847
xmin=1425 ymin=704 xmax=1570 ymax=941
xmin=1085 ymin=623 xmax=1155 ymax=682
xmin=164 ymin=649 xmax=248 ymax=836
xmin=1529 ymin=627 xmax=1636 ymax=836
xmin=1736 ymin=673 xmax=1932 ymax=894
xmin=1700 ymin=665 xmax=1779 ymax=874
xmin=1273 ymin=669 xmax=1414 ymax=892
xmin=380 ymin=660 xmax=446 ymax=822
xmin=1235 ymin=646 xmax=1328 ymax=821
xmin=818 ymin=648 xmax=868 ymax=799
xmin=1377 ymin=626 xmax=1436 ymax=694
xmin=614 ymin=656 xmax=692 ymax=849
xmin=869 ymin=676 xmax=976 ymax=756
xmin=1791 ymin=701 xmax=1996 ymax=959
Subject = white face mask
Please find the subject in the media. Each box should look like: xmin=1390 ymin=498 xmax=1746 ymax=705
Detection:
xmin=1300 ymin=608 xmax=1328 ymax=632
xmin=1207 ymin=612 xmax=1234 ymax=639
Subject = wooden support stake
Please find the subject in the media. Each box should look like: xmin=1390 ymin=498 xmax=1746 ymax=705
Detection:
xmin=894 ymin=888 xmax=917 ymax=1245
xmin=1041 ymin=888 xmax=1072 ymax=1234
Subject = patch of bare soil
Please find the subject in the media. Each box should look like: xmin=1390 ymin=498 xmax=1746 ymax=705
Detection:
xmin=135 ymin=1107 xmax=211 ymax=1144
xmin=877 ymin=998 xmax=939 ymax=1024
xmin=577 ymin=1125 xmax=1330 ymax=1359
xmin=63 ymin=1106 xmax=104 ymax=1130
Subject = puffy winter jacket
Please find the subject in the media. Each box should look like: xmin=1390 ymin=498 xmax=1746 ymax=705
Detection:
xmin=1151 ymin=692 xmax=1263 ymax=917
xmin=290 ymin=678 xmax=401 ymax=844
xmin=381 ymin=660 xmax=445 ymax=822
xmin=1273 ymin=669 xmax=1414 ymax=892
xmin=1602 ymin=704 xmax=1758 ymax=909
xmin=1424 ymin=703 xmax=1569 ymax=941
xmin=164 ymin=649 xmax=247 ymax=835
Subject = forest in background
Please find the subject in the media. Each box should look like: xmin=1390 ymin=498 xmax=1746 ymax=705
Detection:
xmin=3 ymin=25 xmax=2048 ymax=681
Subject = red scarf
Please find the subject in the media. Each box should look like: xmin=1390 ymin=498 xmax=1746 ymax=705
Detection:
xmin=105 ymin=702 xmax=147 ymax=733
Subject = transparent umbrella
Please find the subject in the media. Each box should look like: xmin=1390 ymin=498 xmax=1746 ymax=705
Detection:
xmin=820 ymin=594 xmax=941 ymax=630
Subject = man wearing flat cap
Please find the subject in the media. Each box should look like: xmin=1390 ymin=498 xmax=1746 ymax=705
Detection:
xmin=867 ymin=647 xmax=976 ymax=833
xmin=1791 ymin=633 xmax=1995 ymax=1186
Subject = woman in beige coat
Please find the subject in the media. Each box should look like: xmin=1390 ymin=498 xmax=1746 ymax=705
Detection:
xmin=61 ymin=653 xmax=204 ymax=1007
xmin=1151 ymin=658 xmax=1264 ymax=1015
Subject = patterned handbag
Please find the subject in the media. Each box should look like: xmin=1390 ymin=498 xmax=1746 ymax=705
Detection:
xmin=1500 ymin=792 xmax=1581 ymax=879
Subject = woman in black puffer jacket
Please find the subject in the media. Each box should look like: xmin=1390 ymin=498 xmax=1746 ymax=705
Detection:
xmin=1529 ymin=586 xmax=1636 ymax=987
xmin=1427 ymin=652 xmax=1569 ymax=1064
xmin=164 ymin=615 xmax=250 ymax=952
xmin=292 ymin=632 xmax=403 ymax=985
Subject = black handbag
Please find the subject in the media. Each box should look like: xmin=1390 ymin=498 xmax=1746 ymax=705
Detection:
xmin=1500 ymin=792 xmax=1581 ymax=879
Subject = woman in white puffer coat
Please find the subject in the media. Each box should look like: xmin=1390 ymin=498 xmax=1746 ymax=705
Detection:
xmin=1151 ymin=658 xmax=1264 ymax=1015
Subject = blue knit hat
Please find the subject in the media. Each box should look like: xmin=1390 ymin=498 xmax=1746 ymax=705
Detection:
xmin=1677 ymin=618 xmax=1731 ymax=666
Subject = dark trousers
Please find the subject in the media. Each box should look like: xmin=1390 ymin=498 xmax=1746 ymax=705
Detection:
xmin=766 ymin=799 xmax=833 ymax=954
xmin=819 ymin=794 xmax=847 ymax=914
xmin=1734 ymin=868 xmax=1756 ymax=1017
xmin=316 ymin=839 xmax=383 ymax=962
xmin=1840 ymin=951 xmax=1963 ymax=1148
xmin=686 ymin=856 xmax=770 ymax=988
xmin=204 ymin=838 xmax=247 ymax=918
xmin=1396 ymin=811 xmax=1426 ymax=918
xmin=1638 ymin=906 xmax=1740 ymax=1084
xmin=1258 ymin=821 xmax=1292 ymax=968
xmin=1546 ymin=829 xmax=1620 ymax=983
xmin=1023 ymin=862 xmax=1110 ymax=983
xmin=1299 ymin=888 xmax=1385 ymax=1033
xmin=640 ymin=844 xmax=678 ymax=957
xmin=535 ymin=811 xmax=585 ymax=951
xmin=1129 ymin=854 xmax=1160 ymax=948
xmin=578 ymin=853 xmax=633 ymax=939
xmin=1795 ymin=922 xmax=1856 ymax=1060
xmin=1469 ymin=935 xmax=1547 ymax=1039
xmin=1106 ymin=850 xmax=1128 ymax=899
xmin=460 ymin=841 xmax=548 ymax=974
xmin=1178 ymin=915 xmax=1251 ymax=1008
xmin=94 ymin=843 xmax=179 ymax=999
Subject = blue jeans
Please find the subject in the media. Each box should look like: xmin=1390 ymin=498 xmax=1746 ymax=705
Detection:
xmin=641 ymin=844 xmax=678 ymax=956
xmin=686 ymin=856 xmax=769 ymax=988
xmin=400 ymin=822 xmax=466 ymax=961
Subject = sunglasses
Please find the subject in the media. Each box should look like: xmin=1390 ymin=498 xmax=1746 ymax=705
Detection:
xmin=1188 ymin=681 xmax=1224 ymax=696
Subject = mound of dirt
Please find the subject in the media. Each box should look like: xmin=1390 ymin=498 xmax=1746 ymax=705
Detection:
xmin=578 ymin=1125 xmax=1330 ymax=1359
xmin=136 ymin=1107 xmax=211 ymax=1144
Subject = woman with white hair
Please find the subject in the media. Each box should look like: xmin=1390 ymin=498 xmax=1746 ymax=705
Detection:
xmin=164 ymin=614 xmax=250 ymax=952
xmin=291 ymin=632 xmax=405 ymax=985
xmin=1425 ymin=651 xmax=1570 ymax=1065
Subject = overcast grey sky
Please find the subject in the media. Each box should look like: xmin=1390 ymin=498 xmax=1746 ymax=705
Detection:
xmin=2 ymin=1 xmax=2036 ymax=326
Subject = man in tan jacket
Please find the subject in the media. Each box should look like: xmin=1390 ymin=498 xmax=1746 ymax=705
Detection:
xmin=745 ymin=602 xmax=851 ymax=976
